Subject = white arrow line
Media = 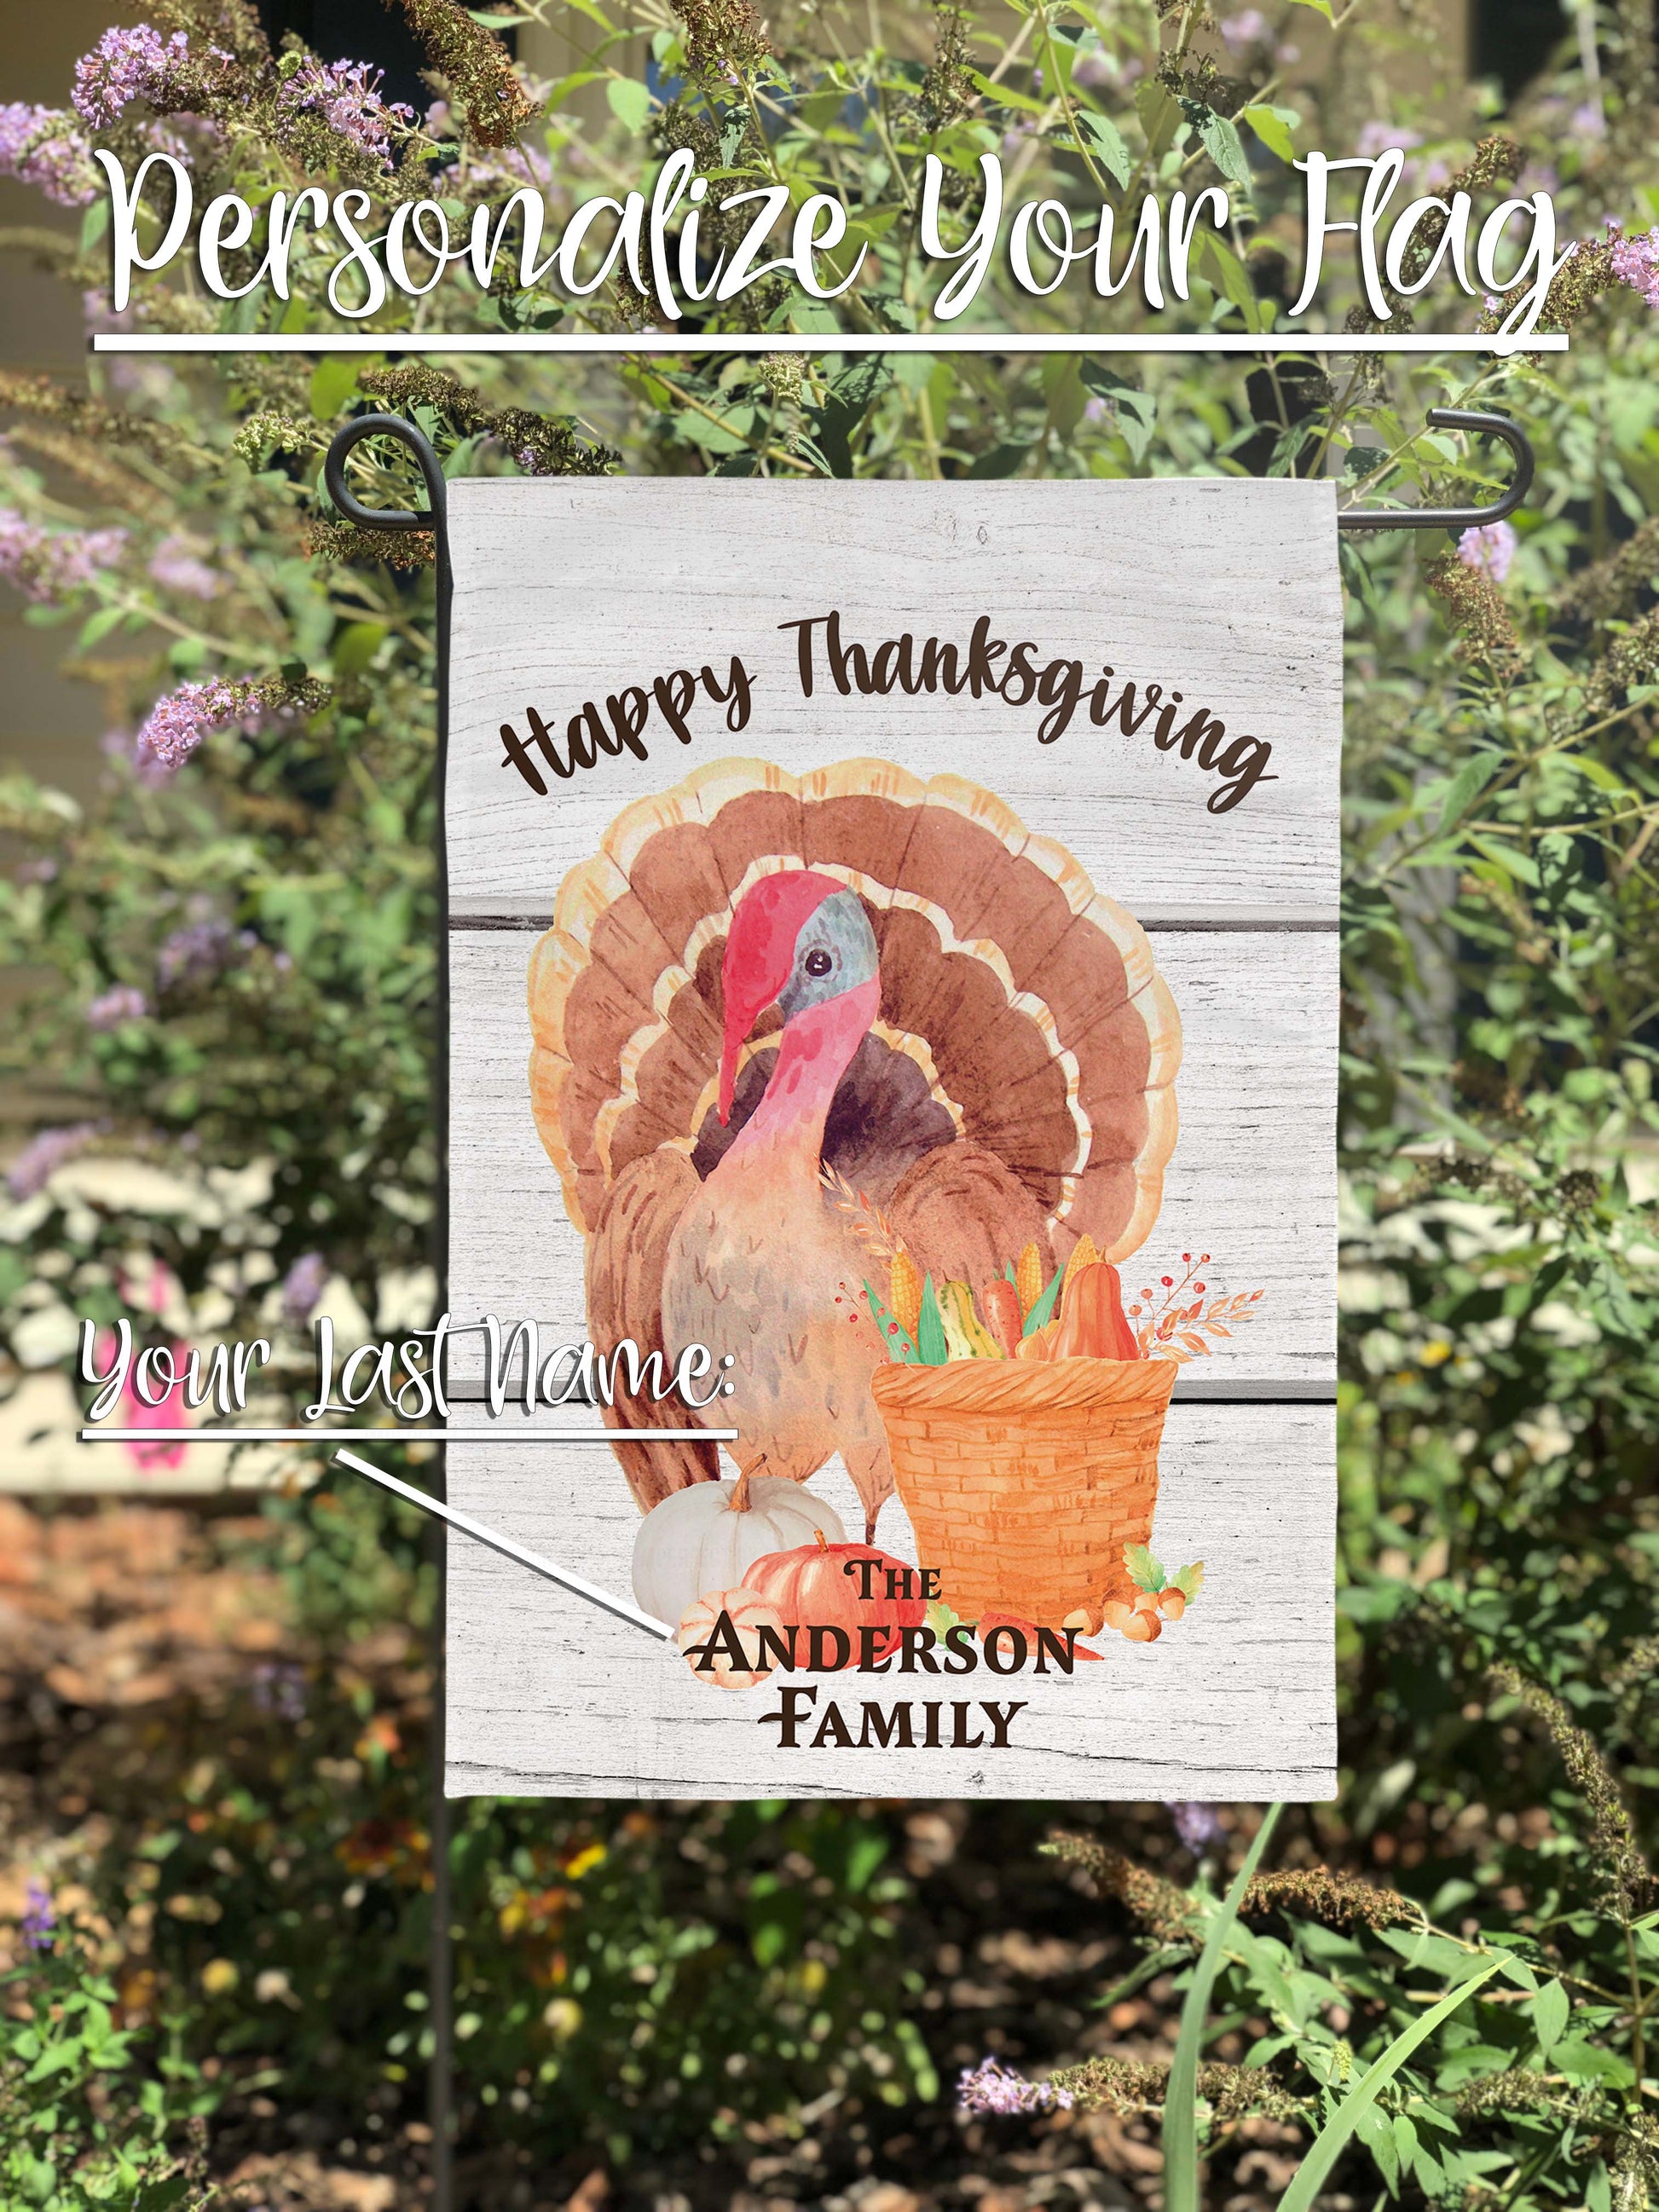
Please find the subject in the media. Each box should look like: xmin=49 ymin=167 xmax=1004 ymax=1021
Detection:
xmin=333 ymin=1446 xmax=673 ymax=1643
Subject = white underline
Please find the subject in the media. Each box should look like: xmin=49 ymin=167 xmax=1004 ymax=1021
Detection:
xmin=78 ymin=1425 xmax=737 ymax=1443
xmin=90 ymin=331 xmax=1565 ymax=355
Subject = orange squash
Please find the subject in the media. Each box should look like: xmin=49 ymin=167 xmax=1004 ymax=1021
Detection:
xmin=1052 ymin=1262 xmax=1141 ymax=1361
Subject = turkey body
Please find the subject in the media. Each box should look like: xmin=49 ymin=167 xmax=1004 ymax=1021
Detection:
xmin=529 ymin=756 xmax=1183 ymax=1541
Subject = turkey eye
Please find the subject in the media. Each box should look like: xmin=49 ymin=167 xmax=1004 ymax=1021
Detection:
xmin=804 ymin=948 xmax=834 ymax=979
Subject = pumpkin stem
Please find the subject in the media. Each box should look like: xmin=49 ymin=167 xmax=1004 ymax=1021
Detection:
xmin=730 ymin=1462 xmax=760 ymax=1512
xmin=814 ymin=1529 xmax=828 ymax=1551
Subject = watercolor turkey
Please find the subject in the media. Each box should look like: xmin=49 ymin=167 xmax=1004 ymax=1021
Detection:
xmin=528 ymin=757 xmax=1181 ymax=1542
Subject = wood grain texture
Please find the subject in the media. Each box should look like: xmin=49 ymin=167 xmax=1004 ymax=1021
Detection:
xmin=442 ymin=477 xmax=1340 ymax=1797
xmin=442 ymin=1401 xmax=1337 ymax=1799
xmin=445 ymin=926 xmax=1337 ymax=1392
xmin=445 ymin=477 xmax=1341 ymax=924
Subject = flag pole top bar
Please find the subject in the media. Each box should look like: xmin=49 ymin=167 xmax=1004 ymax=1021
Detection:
xmin=322 ymin=405 xmax=1533 ymax=538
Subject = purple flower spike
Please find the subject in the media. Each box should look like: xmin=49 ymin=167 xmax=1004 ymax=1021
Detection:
xmin=21 ymin=1880 xmax=56 ymax=1953
xmin=134 ymin=678 xmax=240 ymax=771
xmin=87 ymin=984 xmax=149 ymax=1031
xmin=957 ymin=2057 xmax=1073 ymax=2116
xmin=1167 ymin=1801 xmax=1226 ymax=1854
xmin=7 ymin=1123 xmax=101 ymax=1199
xmin=0 ymin=511 xmax=127 ymax=603
xmin=281 ymin=1251 xmax=330 ymax=1326
xmin=0 ymin=103 xmax=98 ymax=205
xmin=1610 ymin=224 xmax=1659 ymax=310
xmin=1457 ymin=519 xmax=1518 ymax=584
xmin=275 ymin=57 xmax=414 ymax=173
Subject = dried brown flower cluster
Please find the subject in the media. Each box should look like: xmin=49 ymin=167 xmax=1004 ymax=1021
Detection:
xmin=1555 ymin=515 xmax=1659 ymax=627
xmin=908 ymin=5 xmax=976 ymax=133
xmin=1491 ymin=1662 xmax=1653 ymax=1915
xmin=1052 ymin=2053 xmax=1307 ymax=2123
xmin=1426 ymin=552 xmax=1526 ymax=679
xmin=1239 ymin=1868 xmax=1418 ymax=1929
xmin=1041 ymin=1832 xmax=1194 ymax=1943
xmin=0 ymin=372 xmax=197 ymax=466
xmin=1396 ymin=137 xmax=1523 ymax=289
xmin=307 ymin=521 xmax=436 ymax=569
xmin=676 ymin=0 xmax=772 ymax=81
xmin=356 ymin=366 xmax=616 ymax=476
xmin=1453 ymin=2067 xmax=1563 ymax=2117
xmin=388 ymin=0 xmax=538 ymax=147
xmin=1581 ymin=605 xmax=1659 ymax=719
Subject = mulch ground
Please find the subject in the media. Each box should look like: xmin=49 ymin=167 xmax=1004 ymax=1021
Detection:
xmin=0 ymin=1499 xmax=1307 ymax=2212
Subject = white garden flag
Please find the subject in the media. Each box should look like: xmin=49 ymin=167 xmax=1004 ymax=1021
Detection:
xmin=442 ymin=476 xmax=1339 ymax=1799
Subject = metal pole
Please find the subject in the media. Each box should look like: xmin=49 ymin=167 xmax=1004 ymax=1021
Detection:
xmin=324 ymin=417 xmax=454 ymax=2212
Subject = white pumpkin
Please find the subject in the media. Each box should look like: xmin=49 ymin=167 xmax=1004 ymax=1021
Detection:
xmin=677 ymin=1587 xmax=787 ymax=1691
xmin=632 ymin=1475 xmax=847 ymax=1626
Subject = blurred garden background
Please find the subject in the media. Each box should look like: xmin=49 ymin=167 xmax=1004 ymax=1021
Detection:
xmin=1 ymin=0 xmax=1656 ymax=2206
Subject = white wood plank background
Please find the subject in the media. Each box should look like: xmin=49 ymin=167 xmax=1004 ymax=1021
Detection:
xmin=442 ymin=1401 xmax=1337 ymax=1799
xmin=445 ymin=926 xmax=1337 ymax=1395
xmin=446 ymin=477 xmax=1342 ymax=926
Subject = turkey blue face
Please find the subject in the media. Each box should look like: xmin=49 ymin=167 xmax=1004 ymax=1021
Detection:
xmin=776 ymin=889 xmax=878 ymax=1019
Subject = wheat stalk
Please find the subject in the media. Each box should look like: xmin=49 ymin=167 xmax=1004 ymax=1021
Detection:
xmin=819 ymin=1164 xmax=905 ymax=1262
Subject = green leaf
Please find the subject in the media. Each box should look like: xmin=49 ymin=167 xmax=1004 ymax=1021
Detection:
xmin=1081 ymin=361 xmax=1157 ymax=462
xmin=1529 ymin=1977 xmax=1569 ymax=2054
xmin=77 ymin=603 xmax=127 ymax=651
xmin=916 ymin=1275 xmax=949 ymax=1365
xmin=1192 ymin=106 xmax=1252 ymax=190
xmin=606 ymin=77 xmax=651 ymax=131
xmin=1240 ymin=103 xmax=1298 ymax=163
xmin=309 ymin=355 xmax=361 ymax=422
xmin=1123 ymin=1543 xmax=1165 ymax=1592
xmin=1075 ymin=109 xmax=1132 ymax=186
xmin=1021 ymin=1266 xmax=1064 ymax=1336
xmin=965 ymin=442 xmax=1031 ymax=479
xmin=1135 ymin=78 xmax=1183 ymax=159
xmin=1276 ymin=1957 xmax=1504 ymax=2212
xmin=1288 ymin=0 xmax=1333 ymax=15
xmin=1200 ymin=234 xmax=1261 ymax=330
xmin=862 ymin=1276 xmax=917 ymax=1363
xmin=1162 ymin=1805 xmax=1283 ymax=2212
xmin=1437 ymin=749 xmax=1504 ymax=830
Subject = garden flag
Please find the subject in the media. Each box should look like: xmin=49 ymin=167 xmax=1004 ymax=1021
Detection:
xmin=442 ymin=477 xmax=1340 ymax=1799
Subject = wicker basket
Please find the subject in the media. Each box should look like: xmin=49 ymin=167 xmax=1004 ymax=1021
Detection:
xmin=869 ymin=1357 xmax=1176 ymax=1632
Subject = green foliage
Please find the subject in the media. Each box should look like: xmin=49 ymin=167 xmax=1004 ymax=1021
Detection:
xmin=1 ymin=1929 xmax=210 ymax=2211
xmin=0 ymin=0 xmax=1656 ymax=2202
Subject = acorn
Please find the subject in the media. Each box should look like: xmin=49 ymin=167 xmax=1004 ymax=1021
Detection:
xmin=1157 ymin=1588 xmax=1187 ymax=1620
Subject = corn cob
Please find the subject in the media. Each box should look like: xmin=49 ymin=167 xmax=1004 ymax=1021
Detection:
xmin=888 ymin=1250 xmax=922 ymax=1348
xmin=1060 ymin=1233 xmax=1101 ymax=1313
xmin=939 ymin=1280 xmax=1002 ymax=1358
xmin=1014 ymin=1241 xmax=1044 ymax=1318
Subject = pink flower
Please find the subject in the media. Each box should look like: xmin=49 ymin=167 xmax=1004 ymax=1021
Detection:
xmin=1610 ymin=224 xmax=1659 ymax=310
xmin=134 ymin=678 xmax=240 ymax=771
xmin=275 ymin=57 xmax=414 ymax=173
xmin=156 ymin=915 xmax=239 ymax=991
xmin=87 ymin=984 xmax=149 ymax=1030
xmin=0 ymin=102 xmax=98 ymax=205
xmin=1457 ymin=519 xmax=1518 ymax=584
xmin=147 ymin=534 xmax=220 ymax=599
xmin=1217 ymin=9 xmax=1269 ymax=51
xmin=96 ymin=1325 xmax=191 ymax=1471
xmin=0 ymin=511 xmax=127 ymax=603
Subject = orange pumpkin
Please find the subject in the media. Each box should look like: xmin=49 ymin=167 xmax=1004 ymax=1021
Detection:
xmin=743 ymin=1530 xmax=928 ymax=1670
xmin=1052 ymin=1262 xmax=1141 ymax=1360
xmin=676 ymin=1587 xmax=786 ymax=1689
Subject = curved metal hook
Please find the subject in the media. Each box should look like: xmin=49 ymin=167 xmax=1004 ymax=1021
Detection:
xmin=1338 ymin=407 xmax=1534 ymax=533
xmin=323 ymin=412 xmax=448 ymax=534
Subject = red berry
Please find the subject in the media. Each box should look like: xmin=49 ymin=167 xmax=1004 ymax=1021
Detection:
xmin=1161 ymin=1276 xmax=1173 ymax=1286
